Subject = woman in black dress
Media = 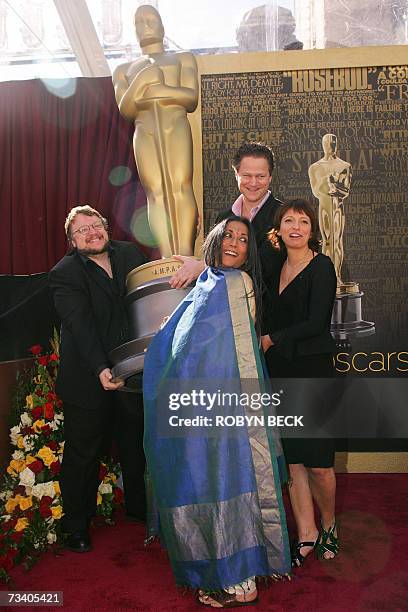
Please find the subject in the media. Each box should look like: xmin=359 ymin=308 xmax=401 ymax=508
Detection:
xmin=261 ymin=199 xmax=338 ymax=567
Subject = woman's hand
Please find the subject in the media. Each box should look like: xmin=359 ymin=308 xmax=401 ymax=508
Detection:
xmin=261 ymin=334 xmax=273 ymax=352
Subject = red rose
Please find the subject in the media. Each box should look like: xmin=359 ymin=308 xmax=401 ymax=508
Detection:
xmin=57 ymin=399 xmax=63 ymax=408
xmin=31 ymin=405 xmax=43 ymax=419
xmin=10 ymin=532 xmax=23 ymax=543
xmin=27 ymin=460 xmax=44 ymax=475
xmin=39 ymin=497 xmax=52 ymax=518
xmin=49 ymin=353 xmax=59 ymax=362
xmin=2 ymin=518 xmax=17 ymax=531
xmin=47 ymin=441 xmax=58 ymax=451
xmin=8 ymin=548 xmax=18 ymax=560
xmin=21 ymin=426 xmax=32 ymax=436
xmin=50 ymin=461 xmax=61 ymax=474
xmin=29 ymin=345 xmax=42 ymax=355
xmin=36 ymin=390 xmax=43 ymax=397
xmin=47 ymin=392 xmax=57 ymax=401
xmin=99 ymin=464 xmax=108 ymax=481
xmin=38 ymin=355 xmax=49 ymax=366
xmin=0 ymin=554 xmax=14 ymax=572
xmin=44 ymin=403 xmax=55 ymax=420
xmin=41 ymin=424 xmax=51 ymax=436
xmin=24 ymin=510 xmax=34 ymax=521
xmin=113 ymin=487 xmax=124 ymax=504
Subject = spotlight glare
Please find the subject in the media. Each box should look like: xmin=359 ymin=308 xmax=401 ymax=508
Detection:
xmin=41 ymin=78 xmax=77 ymax=99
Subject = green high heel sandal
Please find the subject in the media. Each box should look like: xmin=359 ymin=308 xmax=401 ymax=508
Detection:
xmin=316 ymin=522 xmax=339 ymax=560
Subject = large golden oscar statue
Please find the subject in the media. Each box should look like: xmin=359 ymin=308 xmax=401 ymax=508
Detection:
xmin=113 ymin=4 xmax=198 ymax=257
xmin=309 ymin=134 xmax=374 ymax=343
xmin=110 ymin=6 xmax=199 ymax=381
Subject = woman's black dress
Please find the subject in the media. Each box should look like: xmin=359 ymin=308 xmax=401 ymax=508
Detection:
xmin=263 ymin=253 xmax=337 ymax=468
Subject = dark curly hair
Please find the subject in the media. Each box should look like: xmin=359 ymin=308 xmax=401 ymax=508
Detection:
xmin=268 ymin=199 xmax=320 ymax=253
xmin=202 ymin=215 xmax=263 ymax=336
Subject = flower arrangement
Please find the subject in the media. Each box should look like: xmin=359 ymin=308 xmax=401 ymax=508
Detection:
xmin=0 ymin=336 xmax=123 ymax=583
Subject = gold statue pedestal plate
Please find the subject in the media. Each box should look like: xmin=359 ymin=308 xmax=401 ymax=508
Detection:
xmin=331 ymin=280 xmax=375 ymax=343
xmin=109 ymin=258 xmax=193 ymax=384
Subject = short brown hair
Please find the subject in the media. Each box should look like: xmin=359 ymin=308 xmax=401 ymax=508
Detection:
xmin=270 ymin=199 xmax=320 ymax=252
xmin=232 ymin=142 xmax=274 ymax=175
xmin=64 ymin=205 xmax=108 ymax=239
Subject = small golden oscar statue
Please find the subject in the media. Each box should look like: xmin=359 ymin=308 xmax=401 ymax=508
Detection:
xmin=309 ymin=134 xmax=375 ymax=343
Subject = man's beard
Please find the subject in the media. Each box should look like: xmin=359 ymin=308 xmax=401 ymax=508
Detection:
xmin=77 ymin=239 xmax=109 ymax=256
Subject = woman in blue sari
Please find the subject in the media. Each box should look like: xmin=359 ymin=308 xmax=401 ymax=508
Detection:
xmin=143 ymin=217 xmax=291 ymax=608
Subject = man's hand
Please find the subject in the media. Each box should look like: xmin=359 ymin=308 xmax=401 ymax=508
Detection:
xmin=169 ymin=256 xmax=205 ymax=289
xmin=261 ymin=335 xmax=273 ymax=353
xmin=99 ymin=368 xmax=125 ymax=391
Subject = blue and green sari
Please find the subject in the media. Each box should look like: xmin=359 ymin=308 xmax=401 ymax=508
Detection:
xmin=143 ymin=267 xmax=291 ymax=589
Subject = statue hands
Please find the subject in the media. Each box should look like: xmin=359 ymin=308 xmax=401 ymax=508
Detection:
xmin=328 ymin=168 xmax=350 ymax=199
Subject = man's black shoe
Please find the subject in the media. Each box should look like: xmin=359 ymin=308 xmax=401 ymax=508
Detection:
xmin=64 ymin=531 xmax=92 ymax=553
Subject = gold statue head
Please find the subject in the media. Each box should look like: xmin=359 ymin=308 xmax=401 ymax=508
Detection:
xmin=322 ymin=133 xmax=337 ymax=156
xmin=134 ymin=5 xmax=164 ymax=48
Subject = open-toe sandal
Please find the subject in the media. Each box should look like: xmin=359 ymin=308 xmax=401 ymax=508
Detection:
xmin=316 ymin=522 xmax=339 ymax=560
xmin=291 ymin=538 xmax=318 ymax=568
xmin=197 ymin=589 xmax=258 ymax=608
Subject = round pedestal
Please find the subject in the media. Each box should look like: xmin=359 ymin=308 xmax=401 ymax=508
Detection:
xmin=109 ymin=258 xmax=193 ymax=382
xmin=331 ymin=290 xmax=375 ymax=341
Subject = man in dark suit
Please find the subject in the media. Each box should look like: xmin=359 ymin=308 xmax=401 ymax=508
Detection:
xmin=170 ymin=142 xmax=281 ymax=288
xmin=49 ymin=205 xmax=147 ymax=552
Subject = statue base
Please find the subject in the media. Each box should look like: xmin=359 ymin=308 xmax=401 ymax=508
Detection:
xmin=331 ymin=288 xmax=375 ymax=342
xmin=336 ymin=280 xmax=360 ymax=295
xmin=109 ymin=257 xmax=193 ymax=384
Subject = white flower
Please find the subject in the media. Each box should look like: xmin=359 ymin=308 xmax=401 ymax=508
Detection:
xmin=12 ymin=450 xmax=25 ymax=460
xmin=1 ymin=515 xmax=11 ymax=522
xmin=47 ymin=531 xmax=57 ymax=544
xmin=49 ymin=422 xmax=58 ymax=431
xmin=0 ymin=490 xmax=12 ymax=501
xmin=19 ymin=467 xmax=36 ymax=488
xmin=22 ymin=435 xmax=34 ymax=451
xmin=20 ymin=412 xmax=32 ymax=427
xmin=10 ymin=425 xmax=21 ymax=445
xmin=98 ymin=482 xmax=112 ymax=495
xmin=31 ymin=481 xmax=56 ymax=500
xmin=54 ymin=413 xmax=63 ymax=424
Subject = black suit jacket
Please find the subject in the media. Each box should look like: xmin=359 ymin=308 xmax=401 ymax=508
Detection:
xmin=215 ymin=192 xmax=282 ymax=258
xmin=49 ymin=241 xmax=146 ymax=409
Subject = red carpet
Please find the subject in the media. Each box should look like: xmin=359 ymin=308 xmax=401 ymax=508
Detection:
xmin=2 ymin=474 xmax=408 ymax=611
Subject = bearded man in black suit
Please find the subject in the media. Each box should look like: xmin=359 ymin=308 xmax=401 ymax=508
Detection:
xmin=49 ymin=205 xmax=146 ymax=552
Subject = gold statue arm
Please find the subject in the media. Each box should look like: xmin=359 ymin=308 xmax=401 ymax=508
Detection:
xmin=113 ymin=62 xmax=131 ymax=104
xmin=308 ymin=164 xmax=327 ymax=198
xmin=113 ymin=62 xmax=164 ymax=121
xmin=143 ymin=54 xmax=199 ymax=112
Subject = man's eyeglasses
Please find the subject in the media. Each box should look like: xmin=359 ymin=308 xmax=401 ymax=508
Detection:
xmin=72 ymin=221 xmax=105 ymax=235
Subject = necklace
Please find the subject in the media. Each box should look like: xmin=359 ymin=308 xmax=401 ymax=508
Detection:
xmin=283 ymin=249 xmax=313 ymax=285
